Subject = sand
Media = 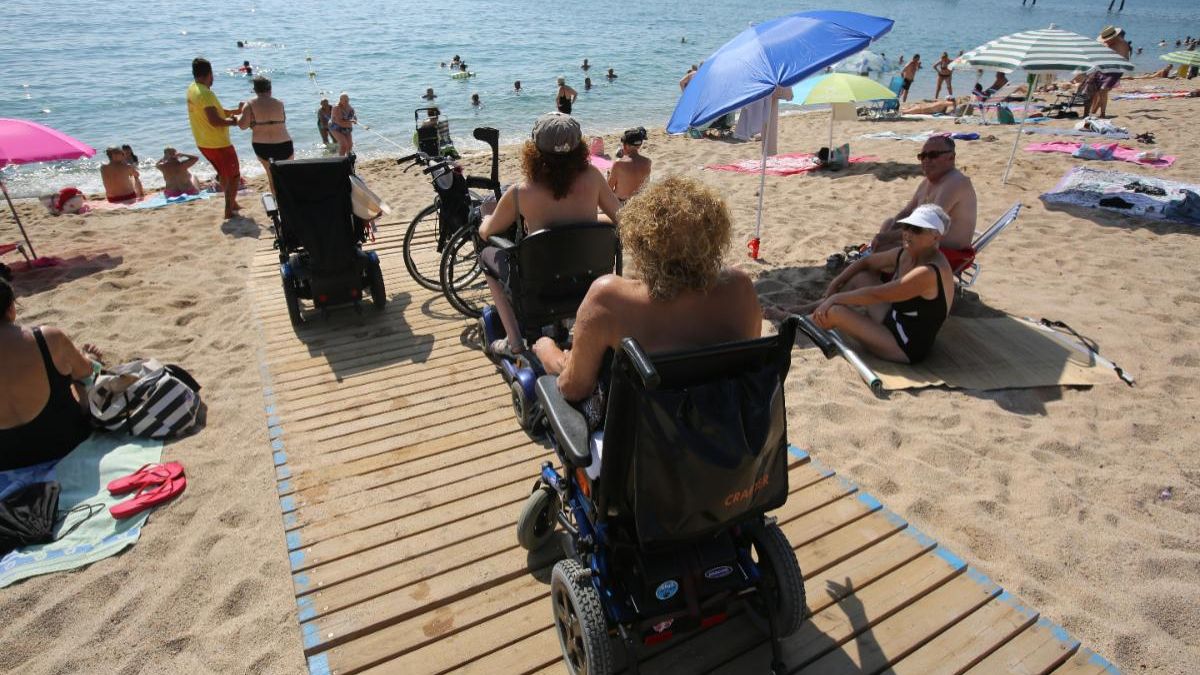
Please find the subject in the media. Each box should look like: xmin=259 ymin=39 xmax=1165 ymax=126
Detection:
xmin=1 ymin=79 xmax=1198 ymax=673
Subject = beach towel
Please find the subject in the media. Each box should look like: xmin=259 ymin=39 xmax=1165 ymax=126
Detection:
xmin=705 ymin=152 xmax=875 ymax=176
xmin=1023 ymin=141 xmax=1176 ymax=168
xmin=1040 ymin=166 xmax=1200 ymax=225
xmin=859 ymin=131 xmax=982 ymax=142
xmin=588 ymin=154 xmax=613 ymax=172
xmin=1022 ymin=127 xmax=1132 ymax=140
xmin=843 ymin=316 xmax=1122 ymax=391
xmin=0 ymin=433 xmax=163 ymax=588
xmin=1112 ymin=91 xmax=1191 ymax=101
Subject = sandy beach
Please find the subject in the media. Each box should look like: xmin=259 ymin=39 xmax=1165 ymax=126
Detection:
xmin=1 ymin=80 xmax=1198 ymax=673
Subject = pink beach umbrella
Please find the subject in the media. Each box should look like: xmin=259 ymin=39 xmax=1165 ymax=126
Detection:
xmin=0 ymin=118 xmax=96 ymax=262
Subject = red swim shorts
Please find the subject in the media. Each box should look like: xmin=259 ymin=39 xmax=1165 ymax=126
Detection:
xmin=199 ymin=145 xmax=240 ymax=181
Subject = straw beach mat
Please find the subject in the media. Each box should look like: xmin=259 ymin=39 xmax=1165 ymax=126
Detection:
xmin=855 ymin=316 xmax=1121 ymax=391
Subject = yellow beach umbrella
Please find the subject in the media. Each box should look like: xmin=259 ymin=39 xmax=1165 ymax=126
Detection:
xmin=792 ymin=73 xmax=897 ymax=150
xmin=1160 ymin=51 xmax=1200 ymax=67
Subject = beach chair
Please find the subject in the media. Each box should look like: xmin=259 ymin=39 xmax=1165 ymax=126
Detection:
xmin=520 ymin=317 xmax=806 ymax=674
xmin=954 ymin=202 xmax=1022 ymax=288
xmin=264 ymin=155 xmax=386 ymax=327
xmin=862 ymin=76 xmax=904 ymax=119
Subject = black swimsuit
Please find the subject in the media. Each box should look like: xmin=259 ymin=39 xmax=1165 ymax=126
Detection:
xmin=0 ymin=328 xmax=91 ymax=470
xmin=557 ymin=95 xmax=573 ymax=114
xmin=881 ymin=250 xmax=948 ymax=363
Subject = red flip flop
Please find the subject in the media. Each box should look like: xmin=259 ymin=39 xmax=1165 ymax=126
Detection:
xmin=107 ymin=462 xmax=185 ymax=496
xmin=109 ymin=474 xmax=187 ymax=519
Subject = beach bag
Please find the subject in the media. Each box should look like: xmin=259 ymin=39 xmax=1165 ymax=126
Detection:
xmin=0 ymin=482 xmax=60 ymax=557
xmin=88 ymin=359 xmax=202 ymax=439
xmin=996 ymin=106 xmax=1016 ymax=125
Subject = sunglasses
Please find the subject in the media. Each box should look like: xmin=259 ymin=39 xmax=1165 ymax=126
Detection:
xmin=901 ymin=223 xmax=933 ymax=234
xmin=917 ymin=150 xmax=953 ymax=160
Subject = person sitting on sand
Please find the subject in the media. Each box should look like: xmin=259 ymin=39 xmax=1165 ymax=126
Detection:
xmin=779 ymin=205 xmax=954 ymax=364
xmin=608 ymin=127 xmax=651 ymax=204
xmin=872 ymin=136 xmax=977 ymax=272
xmin=476 ymin=113 xmax=620 ymax=359
xmin=156 ymin=148 xmax=202 ymax=197
xmin=531 ymin=175 xmax=761 ymax=403
xmin=901 ymin=97 xmax=958 ymax=115
xmin=100 ymin=147 xmax=144 ymax=203
xmin=0 ymin=278 xmax=101 ymax=470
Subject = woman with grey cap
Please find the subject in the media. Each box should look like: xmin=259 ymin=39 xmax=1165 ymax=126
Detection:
xmin=773 ymin=204 xmax=954 ymax=363
xmin=477 ymin=112 xmax=621 ymax=359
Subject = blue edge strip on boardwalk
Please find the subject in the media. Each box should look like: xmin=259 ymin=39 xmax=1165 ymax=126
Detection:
xmin=248 ymin=326 xmax=1121 ymax=675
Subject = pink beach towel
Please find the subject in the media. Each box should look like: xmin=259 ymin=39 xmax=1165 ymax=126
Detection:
xmin=589 ymin=154 xmax=613 ymax=172
xmin=1024 ymin=141 xmax=1176 ymax=168
xmin=706 ymin=152 xmax=875 ymax=176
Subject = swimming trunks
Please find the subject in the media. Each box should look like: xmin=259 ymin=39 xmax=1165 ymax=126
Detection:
xmin=881 ymin=250 xmax=948 ymax=363
xmin=163 ymin=187 xmax=199 ymax=198
xmin=106 ymin=192 xmax=138 ymax=204
xmin=199 ymin=145 xmax=240 ymax=180
xmin=557 ymin=95 xmax=573 ymax=114
xmin=901 ymin=77 xmax=914 ymax=91
xmin=0 ymin=328 xmax=92 ymax=471
xmin=252 ymin=140 xmax=294 ymax=162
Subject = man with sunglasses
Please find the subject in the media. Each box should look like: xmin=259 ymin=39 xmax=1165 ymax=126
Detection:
xmin=871 ymin=135 xmax=977 ymax=273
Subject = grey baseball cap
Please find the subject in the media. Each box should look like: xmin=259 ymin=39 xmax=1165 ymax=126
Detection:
xmin=532 ymin=112 xmax=582 ymax=154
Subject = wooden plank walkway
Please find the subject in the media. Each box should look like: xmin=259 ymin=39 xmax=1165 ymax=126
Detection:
xmin=248 ymin=225 xmax=1121 ymax=675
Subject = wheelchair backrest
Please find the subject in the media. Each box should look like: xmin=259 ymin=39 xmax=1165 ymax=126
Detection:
xmin=270 ymin=156 xmax=365 ymax=273
xmin=509 ymin=222 xmax=619 ymax=331
xmin=597 ymin=318 xmax=798 ymax=550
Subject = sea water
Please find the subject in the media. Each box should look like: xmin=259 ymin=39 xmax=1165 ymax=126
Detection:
xmin=0 ymin=0 xmax=1196 ymax=197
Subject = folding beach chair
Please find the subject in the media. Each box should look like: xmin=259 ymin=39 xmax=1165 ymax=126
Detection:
xmin=955 ymin=202 xmax=1022 ymax=288
xmin=863 ymin=76 xmax=904 ymax=119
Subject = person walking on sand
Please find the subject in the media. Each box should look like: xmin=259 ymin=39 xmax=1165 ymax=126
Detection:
xmin=608 ymin=127 xmax=652 ymax=204
xmin=238 ymin=75 xmax=293 ymax=195
xmin=329 ymin=92 xmax=357 ymax=156
xmin=934 ymin=52 xmax=954 ymax=98
xmin=1091 ymin=26 xmax=1132 ymax=118
xmin=100 ymin=147 xmax=144 ymax=203
xmin=187 ymin=57 xmax=244 ymax=219
xmin=900 ymin=54 xmax=921 ymax=102
xmin=555 ymin=77 xmax=577 ymax=114
xmin=317 ymin=98 xmax=332 ymax=145
xmin=156 ymin=147 xmax=202 ymax=197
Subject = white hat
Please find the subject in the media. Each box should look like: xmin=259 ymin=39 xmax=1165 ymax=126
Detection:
xmin=897 ymin=204 xmax=949 ymax=235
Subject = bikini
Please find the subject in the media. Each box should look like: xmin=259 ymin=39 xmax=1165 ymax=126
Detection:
xmin=248 ymin=101 xmax=294 ymax=162
xmin=880 ymin=249 xmax=949 ymax=363
xmin=329 ymin=106 xmax=356 ymax=134
xmin=0 ymin=328 xmax=92 ymax=471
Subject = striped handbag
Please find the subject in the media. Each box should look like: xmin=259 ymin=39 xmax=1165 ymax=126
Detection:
xmin=88 ymin=359 xmax=202 ymax=439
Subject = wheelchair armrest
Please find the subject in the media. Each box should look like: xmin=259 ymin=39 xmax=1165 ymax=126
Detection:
xmin=535 ymin=375 xmax=591 ymax=468
xmin=261 ymin=193 xmax=278 ymax=217
xmin=488 ymin=235 xmax=516 ymax=250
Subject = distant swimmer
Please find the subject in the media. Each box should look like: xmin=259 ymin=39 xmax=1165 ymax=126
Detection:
xmin=237 ymin=40 xmax=244 ymax=48
xmin=451 ymin=54 xmax=462 ymax=66
xmin=423 ymin=87 xmax=437 ymax=100
xmin=606 ymin=68 xmax=617 ymax=80
xmin=681 ymin=37 xmax=686 ymax=43
xmin=514 ymin=80 xmax=522 ymax=92
xmin=471 ymin=93 xmax=481 ymax=107
xmin=440 ymin=62 xmax=446 ymax=68
xmin=581 ymin=58 xmax=590 ymax=71
xmin=240 ymin=60 xmax=253 ymax=75
xmin=459 ymin=62 xmax=468 ymax=72
xmin=585 ymin=77 xmax=593 ymax=91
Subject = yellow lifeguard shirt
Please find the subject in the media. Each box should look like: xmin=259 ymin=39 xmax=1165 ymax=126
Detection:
xmin=187 ymin=82 xmax=231 ymax=149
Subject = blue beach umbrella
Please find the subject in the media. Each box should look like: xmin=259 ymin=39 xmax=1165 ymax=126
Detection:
xmin=667 ymin=10 xmax=893 ymax=258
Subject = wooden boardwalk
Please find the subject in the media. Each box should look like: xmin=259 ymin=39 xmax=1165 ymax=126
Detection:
xmin=250 ymin=226 xmax=1120 ymax=675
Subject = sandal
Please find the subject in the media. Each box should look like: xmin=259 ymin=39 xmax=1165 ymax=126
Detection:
xmin=109 ymin=474 xmax=187 ymax=519
xmin=487 ymin=338 xmax=522 ymax=360
xmin=107 ymin=462 xmax=185 ymax=496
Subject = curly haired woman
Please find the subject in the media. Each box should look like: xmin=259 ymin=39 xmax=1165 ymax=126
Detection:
xmin=532 ymin=175 xmax=761 ymax=402
xmin=478 ymin=112 xmax=621 ymax=358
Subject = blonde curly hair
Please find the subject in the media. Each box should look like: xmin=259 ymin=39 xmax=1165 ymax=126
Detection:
xmin=620 ymin=175 xmax=731 ymax=301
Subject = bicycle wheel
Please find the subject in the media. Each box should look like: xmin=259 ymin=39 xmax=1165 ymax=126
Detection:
xmin=403 ymin=202 xmax=442 ymax=291
xmin=439 ymin=227 xmax=489 ymax=318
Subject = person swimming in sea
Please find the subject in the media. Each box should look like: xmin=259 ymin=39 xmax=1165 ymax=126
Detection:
xmin=581 ymin=58 xmax=590 ymax=71
xmin=471 ymin=93 xmax=481 ymax=107
xmin=514 ymin=80 xmax=522 ymax=92
xmin=606 ymin=68 xmax=617 ymax=80
xmin=584 ymin=77 xmax=593 ymax=91
xmin=240 ymin=60 xmax=253 ymax=75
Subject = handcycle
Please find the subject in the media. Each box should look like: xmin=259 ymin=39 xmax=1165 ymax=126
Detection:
xmin=398 ymin=126 xmax=501 ymax=292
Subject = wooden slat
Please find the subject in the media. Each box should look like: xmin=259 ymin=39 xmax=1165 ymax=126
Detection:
xmin=966 ymin=618 xmax=1081 ymax=675
xmin=1051 ymin=647 xmax=1122 ymax=675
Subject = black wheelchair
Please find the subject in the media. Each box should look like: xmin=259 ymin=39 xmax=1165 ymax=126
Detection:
xmin=517 ymin=317 xmax=806 ymax=674
xmin=264 ymin=155 xmax=385 ymax=327
xmin=476 ymin=222 xmax=621 ymax=429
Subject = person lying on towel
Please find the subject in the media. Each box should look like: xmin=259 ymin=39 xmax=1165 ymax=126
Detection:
xmin=791 ymin=205 xmax=955 ymax=364
xmin=872 ymin=135 xmax=977 ymax=272
xmin=0 ymin=278 xmax=102 ymax=470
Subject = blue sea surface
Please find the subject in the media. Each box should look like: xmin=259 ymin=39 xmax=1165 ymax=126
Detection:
xmin=0 ymin=0 xmax=1196 ymax=196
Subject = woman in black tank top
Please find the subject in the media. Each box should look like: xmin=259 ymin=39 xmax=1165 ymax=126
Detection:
xmin=0 ymin=279 xmax=96 ymax=470
xmin=799 ymin=204 xmax=954 ymax=363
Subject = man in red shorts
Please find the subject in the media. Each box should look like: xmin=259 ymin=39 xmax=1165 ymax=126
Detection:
xmin=188 ymin=57 xmax=244 ymax=219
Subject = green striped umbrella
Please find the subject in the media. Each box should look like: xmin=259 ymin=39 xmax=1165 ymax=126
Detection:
xmin=1161 ymin=51 xmax=1200 ymax=67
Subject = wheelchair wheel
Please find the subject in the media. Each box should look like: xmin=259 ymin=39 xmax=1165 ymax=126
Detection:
xmin=516 ymin=485 xmax=559 ymax=550
xmin=282 ymin=277 xmax=304 ymax=328
xmin=368 ymin=261 xmax=387 ymax=310
xmin=511 ymin=380 xmax=534 ymax=429
xmin=439 ymin=227 xmax=488 ymax=318
xmin=745 ymin=521 xmax=806 ymax=638
xmin=551 ymin=559 xmax=614 ymax=675
xmin=403 ymin=202 xmax=442 ymax=291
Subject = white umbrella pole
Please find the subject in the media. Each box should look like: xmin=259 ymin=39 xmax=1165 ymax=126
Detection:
xmin=752 ymin=132 xmax=768 ymax=259
xmin=1001 ymin=83 xmax=1034 ymax=184
xmin=0 ymin=178 xmax=37 ymax=259
xmin=828 ymin=111 xmax=834 ymax=150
